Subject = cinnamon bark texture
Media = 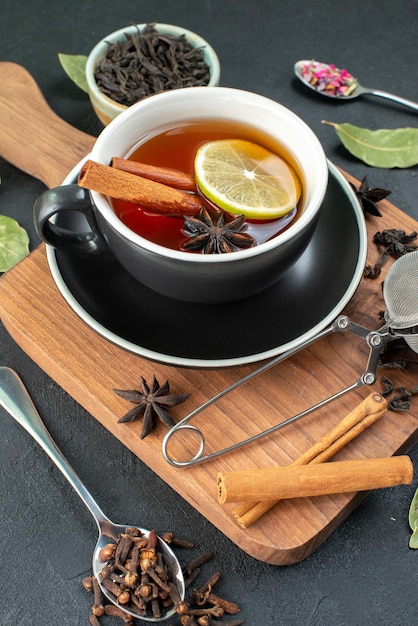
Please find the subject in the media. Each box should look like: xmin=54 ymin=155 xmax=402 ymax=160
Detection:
xmin=230 ymin=393 xmax=389 ymax=527
xmin=78 ymin=160 xmax=203 ymax=216
xmin=111 ymin=157 xmax=196 ymax=191
xmin=217 ymin=455 xmax=413 ymax=504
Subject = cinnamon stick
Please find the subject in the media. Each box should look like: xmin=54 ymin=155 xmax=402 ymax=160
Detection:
xmin=78 ymin=160 xmax=203 ymax=216
xmin=111 ymin=157 xmax=196 ymax=191
xmin=218 ymin=456 xmax=413 ymax=503
xmin=230 ymin=392 xmax=388 ymax=527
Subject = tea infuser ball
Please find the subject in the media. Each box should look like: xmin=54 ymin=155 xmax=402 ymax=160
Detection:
xmin=383 ymin=250 xmax=418 ymax=353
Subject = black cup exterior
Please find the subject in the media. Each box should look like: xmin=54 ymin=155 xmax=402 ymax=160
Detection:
xmin=94 ymin=209 xmax=319 ymax=303
xmin=34 ymin=183 xmax=320 ymax=304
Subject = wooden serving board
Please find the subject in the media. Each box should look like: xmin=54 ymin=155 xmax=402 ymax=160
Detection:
xmin=0 ymin=63 xmax=417 ymax=565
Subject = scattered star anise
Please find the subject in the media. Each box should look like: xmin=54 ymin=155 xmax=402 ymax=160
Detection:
xmin=364 ymin=228 xmax=418 ymax=278
xmin=182 ymin=207 xmax=255 ymax=254
xmin=349 ymin=176 xmax=391 ymax=217
xmin=114 ymin=375 xmax=190 ymax=439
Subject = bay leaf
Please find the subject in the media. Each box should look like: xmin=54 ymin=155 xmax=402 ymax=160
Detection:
xmin=58 ymin=53 xmax=89 ymax=93
xmin=322 ymin=121 xmax=418 ymax=168
xmin=409 ymin=487 xmax=418 ymax=549
xmin=0 ymin=215 xmax=30 ymax=272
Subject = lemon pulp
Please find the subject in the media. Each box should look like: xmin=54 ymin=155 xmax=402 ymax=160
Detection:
xmin=194 ymin=139 xmax=302 ymax=219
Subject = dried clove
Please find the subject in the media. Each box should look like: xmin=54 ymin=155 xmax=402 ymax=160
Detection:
xmin=186 ymin=605 xmax=225 ymax=618
xmin=180 ymin=616 xmax=198 ymax=626
xmin=99 ymin=542 xmax=116 ymax=562
xmin=184 ymin=567 xmax=201 ymax=590
xmin=89 ymin=614 xmax=101 ymax=626
xmin=91 ymin=576 xmax=105 ymax=617
xmin=82 ymin=533 xmax=243 ymax=625
xmin=82 ymin=575 xmax=94 ymax=592
xmin=98 ymin=528 xmax=182 ymax=618
xmin=203 ymin=592 xmax=240 ymax=614
xmin=161 ymin=531 xmax=195 ymax=549
xmin=182 ymin=551 xmax=213 ymax=577
xmin=104 ymin=603 xmax=134 ymax=622
xmin=194 ymin=571 xmax=221 ymax=598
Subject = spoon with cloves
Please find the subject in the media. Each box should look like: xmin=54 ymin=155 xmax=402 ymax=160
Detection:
xmin=294 ymin=59 xmax=418 ymax=112
xmin=0 ymin=366 xmax=185 ymax=622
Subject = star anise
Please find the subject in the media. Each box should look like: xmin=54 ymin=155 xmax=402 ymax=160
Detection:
xmin=349 ymin=176 xmax=391 ymax=216
xmin=114 ymin=375 xmax=190 ymax=439
xmin=182 ymin=207 xmax=255 ymax=254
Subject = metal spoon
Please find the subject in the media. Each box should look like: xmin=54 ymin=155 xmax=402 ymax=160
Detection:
xmin=0 ymin=366 xmax=185 ymax=622
xmin=294 ymin=59 xmax=418 ymax=112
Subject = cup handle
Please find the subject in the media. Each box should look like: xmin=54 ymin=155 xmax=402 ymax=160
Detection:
xmin=33 ymin=184 xmax=110 ymax=255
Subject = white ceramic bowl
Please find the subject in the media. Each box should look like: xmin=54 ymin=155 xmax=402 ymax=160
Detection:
xmin=86 ymin=23 xmax=221 ymax=125
xmin=34 ymin=87 xmax=328 ymax=304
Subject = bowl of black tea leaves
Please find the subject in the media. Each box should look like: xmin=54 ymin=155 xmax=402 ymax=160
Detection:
xmin=86 ymin=22 xmax=220 ymax=125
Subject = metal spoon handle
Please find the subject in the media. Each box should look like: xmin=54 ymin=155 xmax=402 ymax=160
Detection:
xmin=0 ymin=366 xmax=108 ymax=529
xmin=358 ymin=86 xmax=418 ymax=112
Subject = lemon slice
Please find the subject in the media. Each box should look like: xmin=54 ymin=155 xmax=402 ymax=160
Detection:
xmin=194 ymin=139 xmax=302 ymax=219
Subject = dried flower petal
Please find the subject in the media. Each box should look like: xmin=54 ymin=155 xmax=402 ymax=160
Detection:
xmin=299 ymin=61 xmax=358 ymax=97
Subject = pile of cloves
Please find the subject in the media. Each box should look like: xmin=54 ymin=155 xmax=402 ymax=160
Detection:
xmin=83 ymin=530 xmax=243 ymax=625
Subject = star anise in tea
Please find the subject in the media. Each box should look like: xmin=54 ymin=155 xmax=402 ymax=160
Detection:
xmin=349 ymin=176 xmax=391 ymax=217
xmin=182 ymin=207 xmax=255 ymax=254
xmin=114 ymin=375 xmax=190 ymax=439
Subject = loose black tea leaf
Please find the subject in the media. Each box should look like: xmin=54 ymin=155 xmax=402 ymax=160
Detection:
xmin=388 ymin=395 xmax=412 ymax=412
xmin=364 ymin=228 xmax=418 ymax=278
xmin=380 ymin=376 xmax=416 ymax=412
xmin=95 ymin=23 xmax=211 ymax=106
xmin=380 ymin=376 xmax=394 ymax=397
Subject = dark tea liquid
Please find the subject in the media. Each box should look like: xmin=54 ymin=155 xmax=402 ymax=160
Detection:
xmin=112 ymin=120 xmax=302 ymax=250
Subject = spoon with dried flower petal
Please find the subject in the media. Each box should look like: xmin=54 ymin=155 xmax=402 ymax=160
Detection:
xmin=294 ymin=60 xmax=418 ymax=112
xmin=0 ymin=366 xmax=185 ymax=622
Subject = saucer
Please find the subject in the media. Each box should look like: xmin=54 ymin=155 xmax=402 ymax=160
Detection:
xmin=46 ymin=161 xmax=367 ymax=368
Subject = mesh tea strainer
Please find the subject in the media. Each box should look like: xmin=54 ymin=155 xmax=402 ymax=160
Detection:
xmin=383 ymin=249 xmax=418 ymax=352
xmin=162 ymin=251 xmax=418 ymax=467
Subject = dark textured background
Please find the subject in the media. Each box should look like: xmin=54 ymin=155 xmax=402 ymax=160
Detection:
xmin=1 ymin=1 xmax=417 ymax=625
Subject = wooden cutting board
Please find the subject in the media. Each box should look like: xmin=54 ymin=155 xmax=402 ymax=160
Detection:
xmin=1 ymin=63 xmax=417 ymax=565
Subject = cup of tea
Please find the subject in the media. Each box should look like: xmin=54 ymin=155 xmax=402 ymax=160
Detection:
xmin=34 ymin=87 xmax=328 ymax=303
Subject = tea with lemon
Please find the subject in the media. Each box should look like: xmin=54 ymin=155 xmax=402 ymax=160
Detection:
xmin=111 ymin=120 xmax=303 ymax=251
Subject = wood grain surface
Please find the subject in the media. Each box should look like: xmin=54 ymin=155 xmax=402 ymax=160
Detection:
xmin=0 ymin=63 xmax=417 ymax=565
